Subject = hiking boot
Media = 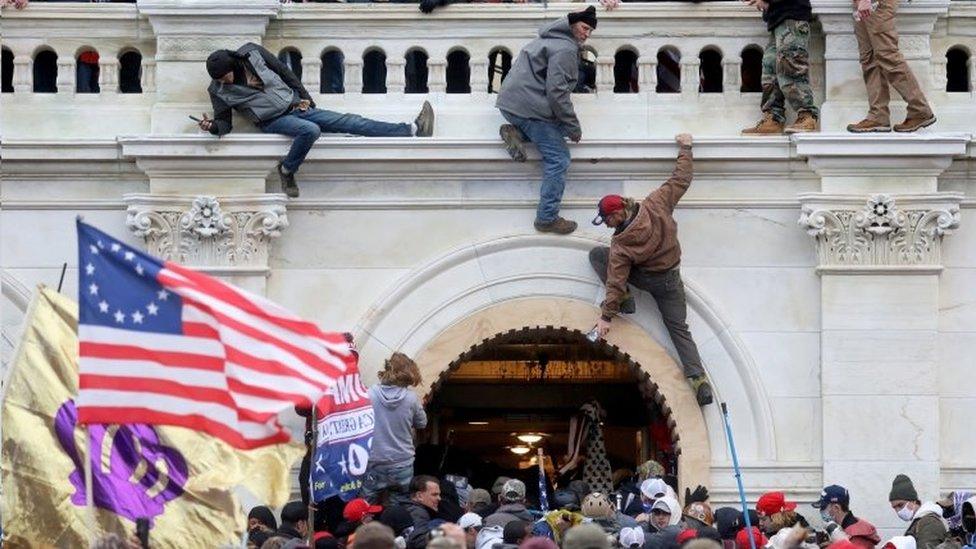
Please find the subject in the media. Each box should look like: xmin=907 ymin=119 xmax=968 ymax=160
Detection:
xmin=894 ymin=114 xmax=937 ymax=133
xmin=534 ymin=217 xmax=578 ymax=235
xmin=784 ymin=112 xmax=819 ymax=134
xmin=414 ymin=100 xmax=434 ymax=137
xmin=620 ymin=294 xmax=636 ymax=314
xmin=741 ymin=114 xmax=784 ymax=135
xmin=688 ymin=375 xmax=714 ymax=406
xmin=277 ymin=163 xmax=299 ymax=198
xmin=846 ymin=118 xmax=891 ymax=133
xmin=500 ymin=124 xmax=527 ymax=162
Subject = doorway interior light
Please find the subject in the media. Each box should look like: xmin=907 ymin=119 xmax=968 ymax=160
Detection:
xmin=468 ymin=421 xmax=489 ymax=426
xmin=510 ymin=446 xmax=531 ymax=455
xmin=516 ymin=433 xmax=544 ymax=444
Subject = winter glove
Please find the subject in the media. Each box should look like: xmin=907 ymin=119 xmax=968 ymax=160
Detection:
xmin=685 ymin=485 xmax=710 ymax=504
xmin=419 ymin=0 xmax=450 ymax=14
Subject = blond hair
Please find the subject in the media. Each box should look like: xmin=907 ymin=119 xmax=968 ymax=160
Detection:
xmin=379 ymin=352 xmax=421 ymax=387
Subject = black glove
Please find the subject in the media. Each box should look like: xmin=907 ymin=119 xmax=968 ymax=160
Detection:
xmin=419 ymin=0 xmax=449 ymax=14
xmin=685 ymin=485 xmax=709 ymax=504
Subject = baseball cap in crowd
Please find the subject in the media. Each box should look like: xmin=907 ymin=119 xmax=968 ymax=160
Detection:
xmin=736 ymin=527 xmax=767 ymax=549
xmin=619 ymin=527 xmax=646 ymax=548
xmin=458 ymin=512 xmax=483 ymax=530
xmin=651 ymin=499 xmax=672 ymax=514
xmin=502 ymin=479 xmax=526 ymax=502
xmin=592 ymin=195 xmax=626 ymax=225
xmin=812 ymin=485 xmax=850 ymax=509
xmin=641 ymin=478 xmax=669 ymax=500
xmin=468 ymin=488 xmax=491 ymax=507
xmin=756 ymin=492 xmax=796 ymax=517
xmin=492 ymin=476 xmax=511 ymax=496
xmin=344 ymin=498 xmax=383 ymax=523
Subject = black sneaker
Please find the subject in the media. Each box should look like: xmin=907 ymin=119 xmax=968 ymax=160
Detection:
xmin=500 ymin=124 xmax=527 ymax=162
xmin=277 ymin=162 xmax=299 ymax=198
xmin=414 ymin=100 xmax=434 ymax=137
xmin=620 ymin=294 xmax=636 ymax=314
xmin=688 ymin=375 xmax=714 ymax=406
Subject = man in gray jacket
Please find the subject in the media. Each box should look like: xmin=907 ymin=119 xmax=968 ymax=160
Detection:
xmin=198 ymin=43 xmax=434 ymax=198
xmin=496 ymin=7 xmax=597 ymax=235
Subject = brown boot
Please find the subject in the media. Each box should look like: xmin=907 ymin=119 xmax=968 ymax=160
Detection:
xmin=534 ymin=217 xmax=577 ymax=235
xmin=894 ymin=114 xmax=937 ymax=133
xmin=784 ymin=112 xmax=819 ymax=134
xmin=741 ymin=114 xmax=784 ymax=135
xmin=847 ymin=118 xmax=891 ymax=133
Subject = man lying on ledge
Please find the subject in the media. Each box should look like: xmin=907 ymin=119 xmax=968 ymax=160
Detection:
xmin=197 ymin=42 xmax=433 ymax=198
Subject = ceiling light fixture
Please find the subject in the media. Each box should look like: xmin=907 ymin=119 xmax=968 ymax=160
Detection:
xmin=516 ymin=434 xmax=543 ymax=444
xmin=510 ymin=446 xmax=531 ymax=455
xmin=468 ymin=421 xmax=489 ymax=426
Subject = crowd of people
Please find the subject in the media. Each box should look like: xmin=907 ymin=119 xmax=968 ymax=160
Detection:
xmin=242 ymin=472 xmax=976 ymax=549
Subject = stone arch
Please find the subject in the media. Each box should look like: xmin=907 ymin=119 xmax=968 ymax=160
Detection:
xmin=353 ymin=234 xmax=777 ymax=475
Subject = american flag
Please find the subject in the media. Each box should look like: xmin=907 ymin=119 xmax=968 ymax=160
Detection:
xmin=75 ymin=220 xmax=352 ymax=449
xmin=538 ymin=449 xmax=549 ymax=513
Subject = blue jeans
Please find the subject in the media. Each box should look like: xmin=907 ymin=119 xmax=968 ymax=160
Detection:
xmin=500 ymin=111 xmax=571 ymax=224
xmin=259 ymin=108 xmax=412 ymax=173
xmin=359 ymin=461 xmax=413 ymax=503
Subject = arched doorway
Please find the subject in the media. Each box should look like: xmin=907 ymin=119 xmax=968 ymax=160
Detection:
xmin=418 ymin=327 xmax=679 ymax=497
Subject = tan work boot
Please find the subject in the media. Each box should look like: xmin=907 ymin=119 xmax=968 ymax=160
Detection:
xmin=847 ymin=118 xmax=891 ymax=133
xmin=741 ymin=113 xmax=784 ymax=135
xmin=894 ymin=114 xmax=937 ymax=133
xmin=534 ymin=217 xmax=578 ymax=235
xmin=784 ymin=112 xmax=819 ymax=134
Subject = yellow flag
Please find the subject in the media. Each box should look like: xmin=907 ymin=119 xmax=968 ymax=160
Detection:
xmin=1 ymin=287 xmax=305 ymax=548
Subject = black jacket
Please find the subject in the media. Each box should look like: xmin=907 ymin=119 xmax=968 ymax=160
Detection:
xmin=762 ymin=0 xmax=812 ymax=31
xmin=206 ymin=42 xmax=314 ymax=136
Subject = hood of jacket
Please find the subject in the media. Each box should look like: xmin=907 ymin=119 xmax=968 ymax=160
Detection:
xmin=538 ymin=18 xmax=577 ymax=44
xmin=659 ymin=496 xmax=683 ymax=526
xmin=477 ymin=525 xmax=504 ymax=549
xmin=372 ymin=384 xmax=410 ymax=408
xmin=963 ymin=496 xmax=976 ymax=535
xmin=886 ymin=536 xmax=918 ymax=549
xmin=915 ymin=502 xmax=950 ymax=527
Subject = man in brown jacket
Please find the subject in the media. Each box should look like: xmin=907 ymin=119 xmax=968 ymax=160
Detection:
xmin=588 ymin=133 xmax=713 ymax=406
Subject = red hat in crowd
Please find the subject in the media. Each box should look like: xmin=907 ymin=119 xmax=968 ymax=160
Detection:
xmin=756 ymin=492 xmax=796 ymax=517
xmin=343 ymin=498 xmax=383 ymax=523
xmin=592 ymin=195 xmax=626 ymax=225
xmin=676 ymin=529 xmax=699 ymax=546
xmin=829 ymin=541 xmax=862 ymax=549
xmin=736 ymin=527 xmax=767 ymax=549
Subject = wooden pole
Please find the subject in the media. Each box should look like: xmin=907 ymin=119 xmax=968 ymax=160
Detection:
xmin=85 ymin=425 xmax=97 ymax=542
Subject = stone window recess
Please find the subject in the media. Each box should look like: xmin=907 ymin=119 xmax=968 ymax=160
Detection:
xmin=405 ymin=48 xmax=429 ymax=94
xmin=446 ymin=50 xmax=471 ymax=94
xmin=576 ymin=47 xmax=597 ymax=93
xmin=657 ymin=47 xmax=681 ymax=93
xmin=33 ymin=50 xmax=58 ymax=93
xmin=321 ymin=49 xmax=345 ymax=94
xmin=362 ymin=49 xmax=387 ymax=94
xmin=76 ymin=49 xmax=100 ymax=94
xmin=119 ymin=50 xmax=143 ymax=94
xmin=698 ymin=48 xmax=723 ymax=93
xmin=614 ymin=49 xmax=639 ymax=93
xmin=946 ymin=46 xmax=971 ymax=92
xmin=798 ymin=194 xmax=961 ymax=268
xmin=125 ymin=196 xmax=289 ymax=270
xmin=2 ymin=48 xmax=13 ymax=93
xmin=740 ymin=45 xmax=763 ymax=93
xmin=487 ymin=48 xmax=511 ymax=94
xmin=278 ymin=48 xmax=303 ymax=81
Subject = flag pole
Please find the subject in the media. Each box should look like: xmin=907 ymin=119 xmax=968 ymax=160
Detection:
xmin=85 ymin=425 xmax=97 ymax=542
xmin=308 ymin=399 xmax=317 ymax=545
xmin=721 ymin=402 xmax=756 ymax=549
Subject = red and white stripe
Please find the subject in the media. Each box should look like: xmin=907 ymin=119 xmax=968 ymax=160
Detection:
xmin=78 ymin=262 xmax=353 ymax=449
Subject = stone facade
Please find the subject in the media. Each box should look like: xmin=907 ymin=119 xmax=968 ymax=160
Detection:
xmin=1 ymin=0 xmax=974 ymax=540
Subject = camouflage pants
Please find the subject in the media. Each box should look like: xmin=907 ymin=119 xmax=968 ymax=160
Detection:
xmin=761 ymin=19 xmax=819 ymax=122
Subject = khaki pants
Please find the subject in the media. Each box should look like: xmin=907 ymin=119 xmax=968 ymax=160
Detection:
xmin=853 ymin=0 xmax=933 ymax=124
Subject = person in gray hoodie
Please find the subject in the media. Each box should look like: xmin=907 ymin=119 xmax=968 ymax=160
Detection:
xmin=361 ymin=352 xmax=428 ymax=503
xmin=495 ymin=7 xmax=598 ymax=236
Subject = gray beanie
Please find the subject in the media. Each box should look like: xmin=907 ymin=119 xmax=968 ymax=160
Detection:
xmin=563 ymin=523 xmax=611 ymax=549
xmin=889 ymin=474 xmax=919 ymax=502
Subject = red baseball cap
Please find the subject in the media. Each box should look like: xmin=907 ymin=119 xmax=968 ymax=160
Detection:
xmin=592 ymin=194 xmax=626 ymax=225
xmin=343 ymin=498 xmax=383 ymax=523
xmin=736 ymin=527 xmax=767 ymax=549
xmin=676 ymin=529 xmax=698 ymax=546
xmin=756 ymin=492 xmax=797 ymax=517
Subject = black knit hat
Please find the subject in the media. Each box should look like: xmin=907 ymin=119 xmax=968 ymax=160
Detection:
xmin=206 ymin=49 xmax=237 ymax=80
xmin=889 ymin=474 xmax=919 ymax=502
xmin=568 ymin=6 xmax=597 ymax=29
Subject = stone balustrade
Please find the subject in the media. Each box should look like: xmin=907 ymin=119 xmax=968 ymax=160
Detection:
xmin=0 ymin=0 xmax=972 ymax=138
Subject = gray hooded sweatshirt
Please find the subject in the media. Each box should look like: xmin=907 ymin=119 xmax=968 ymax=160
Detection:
xmin=495 ymin=18 xmax=582 ymax=139
xmin=368 ymin=384 xmax=428 ymax=467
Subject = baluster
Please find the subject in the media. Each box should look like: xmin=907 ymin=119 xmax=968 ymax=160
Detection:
xmin=681 ymin=59 xmax=700 ymax=97
xmin=302 ymin=57 xmax=322 ymax=93
xmin=57 ymin=57 xmax=75 ymax=94
xmin=724 ymin=57 xmax=741 ymax=95
xmin=596 ymin=56 xmax=615 ymax=94
xmin=13 ymin=55 xmax=31 ymax=93
xmin=637 ymin=56 xmax=657 ymax=95
xmin=142 ymin=59 xmax=156 ymax=93
xmin=99 ymin=57 xmax=120 ymax=93
xmin=428 ymin=58 xmax=446 ymax=94
xmin=387 ymin=56 xmax=406 ymax=94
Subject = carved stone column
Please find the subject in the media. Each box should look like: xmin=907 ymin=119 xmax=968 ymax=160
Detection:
xmin=797 ymin=133 xmax=965 ymax=534
xmin=124 ymin=194 xmax=288 ymax=294
xmin=812 ymin=0 xmax=949 ymax=131
xmin=139 ymin=0 xmax=280 ymax=134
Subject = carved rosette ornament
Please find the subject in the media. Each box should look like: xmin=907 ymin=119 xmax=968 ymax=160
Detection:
xmin=798 ymin=194 xmax=961 ymax=271
xmin=124 ymin=195 xmax=288 ymax=273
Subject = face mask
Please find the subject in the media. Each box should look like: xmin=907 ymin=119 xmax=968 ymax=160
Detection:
xmin=821 ymin=510 xmax=833 ymax=524
xmin=897 ymin=505 xmax=915 ymax=522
